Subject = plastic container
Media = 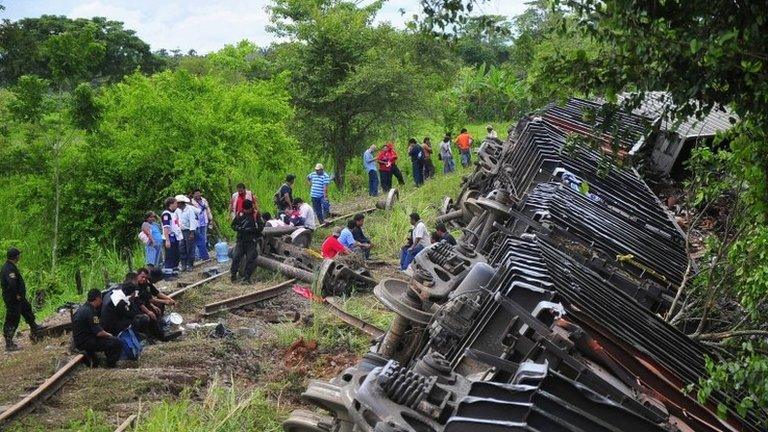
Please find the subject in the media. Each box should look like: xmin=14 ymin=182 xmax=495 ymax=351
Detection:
xmin=215 ymin=240 xmax=230 ymax=263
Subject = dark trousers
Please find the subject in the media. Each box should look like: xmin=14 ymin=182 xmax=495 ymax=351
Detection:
xmin=412 ymin=161 xmax=424 ymax=186
xmin=3 ymin=296 xmax=36 ymax=337
xmin=391 ymin=164 xmax=405 ymax=186
xmin=311 ymin=196 xmax=325 ymax=223
xmin=423 ymin=159 xmax=435 ymax=179
xmin=367 ymin=170 xmax=379 ymax=196
xmin=380 ymin=171 xmax=393 ymax=191
xmin=231 ymin=239 xmax=258 ymax=281
xmin=78 ymin=336 xmax=123 ymax=368
xmin=180 ymin=229 xmax=196 ymax=269
xmin=163 ymin=236 xmax=179 ymax=274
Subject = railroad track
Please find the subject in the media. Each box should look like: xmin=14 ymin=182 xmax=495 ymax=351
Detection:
xmin=0 ymin=354 xmax=85 ymax=427
xmin=0 ymin=265 xmax=231 ymax=428
xmin=324 ymin=296 xmax=385 ymax=338
xmin=203 ymin=279 xmax=297 ymax=316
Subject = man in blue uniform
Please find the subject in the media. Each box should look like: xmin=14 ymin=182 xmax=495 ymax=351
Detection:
xmin=2 ymin=248 xmax=43 ymax=352
xmin=72 ymin=289 xmax=122 ymax=367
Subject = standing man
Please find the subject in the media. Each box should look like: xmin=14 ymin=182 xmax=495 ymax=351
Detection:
xmin=456 ymin=128 xmax=473 ymax=167
xmin=230 ymin=183 xmax=255 ymax=220
xmin=439 ymin=134 xmax=455 ymax=173
xmin=176 ymin=194 xmax=200 ymax=272
xmin=422 ymin=137 xmax=436 ymax=180
xmin=363 ymin=145 xmax=379 ymax=196
xmin=400 ymin=213 xmax=430 ymax=271
xmin=307 ymin=163 xmax=331 ymax=223
xmin=276 ymin=174 xmax=296 ymax=212
xmin=191 ymin=189 xmax=213 ymax=261
xmin=72 ymin=289 xmax=123 ymax=368
xmin=2 ymin=248 xmax=43 ymax=352
xmin=408 ymin=138 xmax=425 ymax=187
xmin=161 ymin=197 xmax=181 ymax=278
xmin=230 ymin=200 xmax=264 ymax=283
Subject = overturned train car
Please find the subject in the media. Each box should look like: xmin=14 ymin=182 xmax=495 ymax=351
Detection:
xmin=284 ymin=108 xmax=767 ymax=432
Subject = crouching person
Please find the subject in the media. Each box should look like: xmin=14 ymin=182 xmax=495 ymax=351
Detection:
xmin=72 ymin=289 xmax=122 ymax=368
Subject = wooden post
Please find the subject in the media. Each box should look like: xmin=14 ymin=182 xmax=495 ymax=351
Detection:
xmin=103 ymin=269 xmax=110 ymax=288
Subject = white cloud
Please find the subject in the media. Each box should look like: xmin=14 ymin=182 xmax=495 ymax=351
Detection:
xmin=61 ymin=0 xmax=529 ymax=53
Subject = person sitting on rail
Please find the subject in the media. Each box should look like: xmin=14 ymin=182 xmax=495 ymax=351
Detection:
xmin=352 ymin=213 xmax=373 ymax=260
xmin=294 ymin=198 xmax=316 ymax=230
xmin=321 ymin=226 xmax=349 ymax=259
xmin=72 ymin=289 xmax=123 ymax=368
xmin=135 ymin=267 xmax=180 ymax=342
xmin=400 ymin=212 xmax=430 ymax=272
xmin=434 ymin=222 xmax=457 ymax=246
xmin=100 ymin=272 xmax=151 ymax=337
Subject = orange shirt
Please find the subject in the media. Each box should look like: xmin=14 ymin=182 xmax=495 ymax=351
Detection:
xmin=456 ymin=133 xmax=472 ymax=151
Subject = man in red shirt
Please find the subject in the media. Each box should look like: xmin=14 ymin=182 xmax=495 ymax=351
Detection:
xmin=321 ymin=227 xmax=349 ymax=259
xmin=230 ymin=183 xmax=256 ymax=220
xmin=455 ymin=128 xmax=473 ymax=167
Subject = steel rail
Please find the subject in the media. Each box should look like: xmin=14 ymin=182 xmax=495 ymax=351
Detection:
xmin=168 ymin=270 xmax=230 ymax=299
xmin=0 ymin=354 xmax=85 ymax=426
xmin=114 ymin=414 xmax=137 ymax=432
xmin=321 ymin=206 xmax=377 ymax=228
xmin=324 ymin=297 xmax=385 ymax=338
xmin=203 ymin=279 xmax=297 ymax=316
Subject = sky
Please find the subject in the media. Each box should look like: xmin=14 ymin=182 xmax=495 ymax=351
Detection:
xmin=1 ymin=0 xmax=529 ymax=53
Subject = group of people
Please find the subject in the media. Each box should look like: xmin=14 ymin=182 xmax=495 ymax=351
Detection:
xmin=320 ymin=213 xmax=373 ymax=259
xmin=363 ymin=126 xmax=494 ymax=196
xmin=399 ymin=214 xmax=456 ymax=271
xmin=70 ymin=267 xmax=178 ymax=366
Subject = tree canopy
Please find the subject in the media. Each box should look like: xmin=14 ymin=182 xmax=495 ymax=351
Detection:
xmin=0 ymin=15 xmax=164 ymax=87
xmin=269 ymin=0 xmax=424 ymax=188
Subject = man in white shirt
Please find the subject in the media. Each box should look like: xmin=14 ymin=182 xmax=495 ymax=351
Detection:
xmin=400 ymin=212 xmax=430 ymax=271
xmin=486 ymin=124 xmax=498 ymax=140
xmin=175 ymin=194 xmax=200 ymax=271
xmin=295 ymin=198 xmax=318 ymax=230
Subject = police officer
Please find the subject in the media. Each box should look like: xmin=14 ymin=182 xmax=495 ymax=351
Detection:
xmin=230 ymin=199 xmax=264 ymax=283
xmin=72 ymin=289 xmax=123 ymax=367
xmin=2 ymin=248 xmax=43 ymax=352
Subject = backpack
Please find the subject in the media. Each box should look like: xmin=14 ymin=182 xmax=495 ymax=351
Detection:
xmin=274 ymin=183 xmax=287 ymax=208
xmin=118 ymin=326 xmax=143 ymax=361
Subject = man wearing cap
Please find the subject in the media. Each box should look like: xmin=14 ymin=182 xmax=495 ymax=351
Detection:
xmin=307 ymin=164 xmax=331 ymax=223
xmin=230 ymin=199 xmax=264 ymax=283
xmin=176 ymin=194 xmax=200 ymax=272
xmin=72 ymin=289 xmax=122 ymax=367
xmin=2 ymin=248 xmax=43 ymax=351
xmin=363 ymin=145 xmax=379 ymax=197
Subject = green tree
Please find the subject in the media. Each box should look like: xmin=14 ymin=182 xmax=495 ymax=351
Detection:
xmin=70 ymin=83 xmax=101 ymax=132
xmin=269 ymin=0 xmax=424 ymax=189
xmin=8 ymin=74 xmax=50 ymax=123
xmin=40 ymin=23 xmax=106 ymax=89
xmin=0 ymin=15 xmax=163 ymax=86
xmin=453 ymin=15 xmax=512 ymax=67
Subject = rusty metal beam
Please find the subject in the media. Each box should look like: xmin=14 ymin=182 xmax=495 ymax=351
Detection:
xmin=324 ymin=296 xmax=385 ymax=339
xmin=203 ymin=279 xmax=297 ymax=316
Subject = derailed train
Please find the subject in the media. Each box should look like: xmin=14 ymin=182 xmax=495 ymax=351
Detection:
xmin=284 ymin=100 xmax=767 ymax=432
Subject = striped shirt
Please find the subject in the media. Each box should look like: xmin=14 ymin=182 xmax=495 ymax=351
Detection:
xmin=307 ymin=172 xmax=331 ymax=198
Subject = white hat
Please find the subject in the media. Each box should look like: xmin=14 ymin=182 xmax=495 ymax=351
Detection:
xmin=315 ymin=163 xmax=324 ymax=170
xmin=174 ymin=194 xmax=190 ymax=203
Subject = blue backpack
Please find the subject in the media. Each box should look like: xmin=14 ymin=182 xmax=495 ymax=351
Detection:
xmin=118 ymin=326 xmax=143 ymax=361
